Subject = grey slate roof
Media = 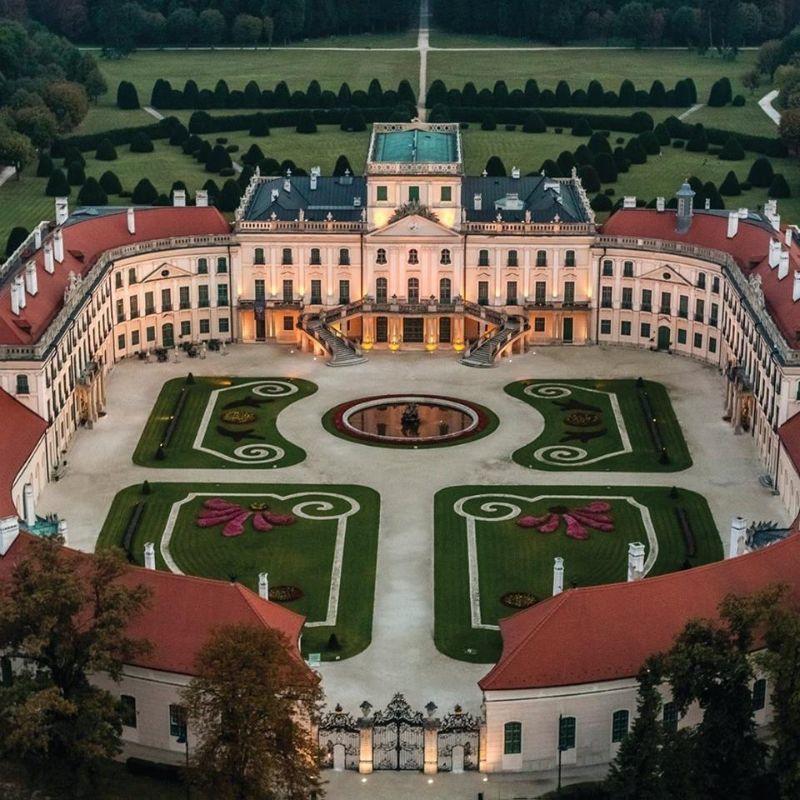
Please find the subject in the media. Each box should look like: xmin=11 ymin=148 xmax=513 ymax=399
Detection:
xmin=245 ymin=176 xmax=367 ymax=222
xmin=461 ymin=176 xmax=589 ymax=224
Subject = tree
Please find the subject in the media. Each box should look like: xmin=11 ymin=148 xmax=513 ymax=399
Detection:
xmin=341 ymin=107 xmax=366 ymax=132
xmin=578 ymin=164 xmax=601 ymax=192
xmin=606 ymin=656 xmax=667 ymax=800
xmin=84 ymin=68 xmax=108 ymax=104
xmin=0 ymin=539 xmax=150 ymax=795
xmin=0 ymin=124 xmax=34 ymax=174
xmin=67 ymin=161 xmax=85 ymax=186
xmin=758 ymin=39 xmax=783 ymax=80
xmin=95 ymin=138 xmax=117 ymax=161
xmin=275 ymin=0 xmax=305 ymax=43
xmin=36 ymin=153 xmax=54 ymax=178
xmin=167 ymin=7 xmax=199 ymax=47
xmin=130 ymin=132 xmax=154 ymax=153
xmin=132 ymin=178 xmax=158 ymax=204
xmin=45 ymin=168 xmax=70 ymax=196
xmin=719 ymin=136 xmax=744 ymax=160
xmin=183 ymin=625 xmax=322 ymax=800
xmin=484 ymin=155 xmax=507 ymax=176
xmin=625 ymin=136 xmax=648 ymax=164
xmin=779 ymin=109 xmax=800 ymax=154
xmin=572 ymin=117 xmax=593 ymax=136
xmin=43 ymin=81 xmax=89 ymax=130
xmin=5 ymin=226 xmax=28 ymax=257
xmin=206 ymin=144 xmax=232 ymax=173
xmin=232 ymin=14 xmax=263 ymax=46
xmin=748 ymin=156 xmax=775 ymax=186
xmin=99 ymin=170 xmax=122 ymax=195
xmin=12 ymin=106 xmax=58 ymax=149
xmin=685 ymin=124 xmax=708 ymax=152
xmin=703 ymin=181 xmax=724 ymax=209
xmin=263 ymin=16 xmax=275 ymax=48
xmin=333 ymin=154 xmax=353 ymax=176
xmin=199 ymin=9 xmax=226 ymax=47
xmin=216 ymin=179 xmax=241 ymax=212
xmin=77 ymin=177 xmax=108 ymax=206
xmin=769 ymin=174 xmax=791 ymax=198
xmin=523 ymin=112 xmax=546 ymax=133
xmin=708 ymin=77 xmax=733 ymax=107
xmin=116 ymin=81 xmax=140 ymax=110
xmin=719 ymin=170 xmax=741 ymax=195
xmin=295 ymin=111 xmax=317 ymax=134
xmin=595 ymin=152 xmax=618 ymax=183
xmin=615 ymin=2 xmax=654 ymax=48
xmin=481 ymin=111 xmax=497 ymax=131
xmin=741 ymin=70 xmax=760 ymax=94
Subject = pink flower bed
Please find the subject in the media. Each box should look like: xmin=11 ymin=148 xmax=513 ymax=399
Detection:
xmin=516 ymin=501 xmax=615 ymax=540
xmin=196 ymin=498 xmax=296 ymax=537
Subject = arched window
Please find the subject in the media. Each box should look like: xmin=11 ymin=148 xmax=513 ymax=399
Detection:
xmin=440 ymin=248 xmax=451 ymax=265
xmin=198 ymin=257 xmax=208 ymax=274
xmin=439 ymin=278 xmax=452 ymax=303
xmin=408 ymin=248 xmax=419 ymax=265
xmin=503 ymin=722 xmax=522 ymax=755
xmin=310 ymin=248 xmax=321 ymax=265
xmin=376 ymin=277 xmax=388 ymax=303
xmin=15 ymin=374 xmax=29 ymax=394
xmin=254 ymin=247 xmax=265 ymax=265
xmin=478 ymin=249 xmax=489 ymax=267
xmin=623 ymin=260 xmax=634 ymax=277
xmin=376 ymin=248 xmax=387 ymax=265
xmin=611 ymin=710 xmax=629 ymax=743
xmin=407 ymin=277 xmax=420 ymax=303
xmin=565 ymin=250 xmax=576 ymax=267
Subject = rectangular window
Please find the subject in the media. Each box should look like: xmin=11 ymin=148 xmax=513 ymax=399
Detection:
xmin=117 ymin=333 xmax=125 ymax=350
xmin=697 ymin=272 xmax=706 ymax=289
xmin=695 ymin=298 xmax=705 ymax=322
xmin=600 ymin=319 xmax=611 ymax=335
xmin=310 ymin=280 xmax=322 ymax=305
xmin=694 ymin=332 xmax=703 ymax=348
xmin=115 ymin=272 xmax=123 ymax=289
xmin=678 ymin=295 xmax=689 ymax=318
xmin=377 ymin=185 xmax=388 ymax=201
xmin=254 ymin=247 xmax=265 ymax=265
xmin=217 ymin=284 xmax=229 ymax=307
xmin=161 ymin=288 xmax=171 ymax=312
xmin=478 ymin=281 xmax=489 ymax=306
xmin=611 ymin=710 xmax=629 ymax=743
xmin=128 ymin=267 xmax=137 ymax=284
xmin=339 ymin=280 xmax=350 ymax=305
xmin=198 ymin=285 xmax=209 ymax=308
xmin=641 ymin=322 xmax=651 ymax=339
xmin=131 ymin=330 xmax=140 ymax=346
xmin=179 ymin=286 xmax=190 ymax=310
xmin=197 ymin=258 xmax=208 ymax=274
xmin=623 ymin=260 xmax=634 ymax=278
xmin=712 ymin=276 xmax=720 ymax=294
xmin=677 ymin=328 xmax=687 ymax=344
xmin=506 ymin=281 xmax=518 ymax=305
xmin=218 ymin=317 xmax=230 ymax=333
xmin=507 ymin=250 xmax=518 ymax=267
xmin=180 ymin=320 xmax=191 ymax=337
xmin=564 ymin=250 xmax=576 ymax=267
xmin=478 ymin=249 xmax=489 ymax=267
xmin=559 ymin=716 xmax=576 ymax=751
xmin=504 ymin=722 xmax=522 ymax=755
xmin=710 ymin=303 xmax=719 ymax=327
xmin=601 ymin=286 xmax=613 ymax=308
xmin=199 ymin=319 xmax=210 ymax=334
xmin=339 ymin=248 xmax=350 ymax=266
xmin=216 ymin=257 xmax=227 ymax=274
xmin=621 ymin=287 xmax=632 ymax=309
xmin=144 ymin=291 xmax=155 ymax=315
xmin=130 ymin=296 xmax=139 ymax=318
xmin=534 ymin=281 xmax=546 ymax=305
xmin=536 ymin=250 xmax=547 ymax=267
xmin=283 ymin=279 xmax=294 ymax=302
xmin=402 ymin=317 xmax=424 ymax=343
xmin=660 ymin=292 xmax=671 ymax=314
xmin=663 ymin=702 xmax=678 ymax=732
xmin=121 ymin=695 xmax=137 ymax=728
xmin=752 ymin=678 xmax=767 ymax=711
xmin=441 ymin=186 xmax=452 ymax=202
xmin=621 ymin=320 xmax=631 ymax=336
xmin=564 ymin=282 xmax=575 ymax=304
xmin=282 ymin=248 xmax=292 ymax=265
xmin=116 ymin=298 xmax=125 ymax=323
xmin=709 ymin=337 xmax=717 ymax=353
xmin=146 ymin=326 xmax=156 ymax=342
xmin=641 ymin=289 xmax=652 ymax=312
xmin=534 ymin=317 xmax=546 ymax=332
xmin=282 ymin=315 xmax=294 ymax=331
xmin=255 ymin=279 xmax=265 ymax=301
xmin=438 ymin=317 xmax=451 ymax=343
xmin=408 ymin=185 xmax=420 ymax=202
xmin=602 ymin=259 xmax=613 ymax=277
xmin=169 ymin=705 xmax=187 ymax=739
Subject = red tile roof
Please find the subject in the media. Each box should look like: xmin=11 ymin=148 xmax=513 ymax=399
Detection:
xmin=779 ymin=413 xmax=800 ymax=474
xmin=0 ymin=207 xmax=230 ymax=346
xmin=602 ymin=208 xmax=800 ymax=349
xmin=0 ymin=389 xmax=47 ymax=518
xmin=0 ymin=532 xmax=309 ymax=677
xmin=479 ymin=535 xmax=800 ymax=692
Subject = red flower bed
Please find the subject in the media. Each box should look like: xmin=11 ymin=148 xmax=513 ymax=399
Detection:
xmin=516 ymin=501 xmax=615 ymax=540
xmin=196 ymin=498 xmax=296 ymax=537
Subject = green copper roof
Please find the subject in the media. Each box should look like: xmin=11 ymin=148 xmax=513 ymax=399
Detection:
xmin=372 ymin=129 xmax=458 ymax=163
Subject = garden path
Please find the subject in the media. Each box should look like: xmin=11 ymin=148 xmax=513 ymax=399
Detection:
xmin=417 ymin=0 xmax=430 ymax=120
xmin=759 ymin=89 xmax=781 ymax=125
xmin=678 ymin=103 xmax=704 ymax=120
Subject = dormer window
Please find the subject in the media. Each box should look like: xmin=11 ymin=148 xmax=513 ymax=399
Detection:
xmin=408 ymin=249 xmax=419 ymax=265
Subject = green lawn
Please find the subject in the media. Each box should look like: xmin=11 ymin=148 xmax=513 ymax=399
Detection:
xmin=505 ymin=379 xmax=691 ymax=472
xmin=434 ymin=484 xmax=722 ymax=662
xmin=133 ymin=376 xmax=317 ymax=469
xmin=98 ymin=482 xmax=380 ymax=660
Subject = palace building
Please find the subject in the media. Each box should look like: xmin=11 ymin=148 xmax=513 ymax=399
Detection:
xmin=1 ymin=121 xmax=800 ymax=772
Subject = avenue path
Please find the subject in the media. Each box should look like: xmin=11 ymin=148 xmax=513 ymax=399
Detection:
xmin=40 ymin=344 xmax=787 ymax=720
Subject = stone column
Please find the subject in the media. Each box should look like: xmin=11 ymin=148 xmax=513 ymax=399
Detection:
xmin=23 ymin=483 xmax=35 ymax=528
xmin=423 ymin=711 xmax=440 ymax=774
xmin=144 ymin=542 xmax=156 ymax=570
xmin=358 ymin=717 xmax=373 ymax=774
xmin=552 ymin=556 xmax=564 ymax=595
xmin=478 ymin=718 xmax=488 ymax=773
xmin=729 ymin=516 xmax=746 ymax=559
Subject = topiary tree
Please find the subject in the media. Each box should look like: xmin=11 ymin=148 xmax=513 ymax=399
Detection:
xmin=719 ymin=171 xmax=742 ymax=196
xmin=578 ymin=164 xmax=601 ymax=192
xmin=703 ymin=181 xmax=724 ymax=209
xmin=539 ymin=159 xmax=562 ymax=178
xmin=241 ymin=144 xmax=264 ymax=166
xmin=587 ymin=132 xmax=611 ymax=155
xmin=77 ymin=177 xmax=108 ymax=206
xmin=5 ymin=226 xmax=28 ymax=257
xmin=95 ymin=138 xmax=117 ymax=161
xmin=131 ymin=178 xmax=158 ymax=205
xmin=769 ymin=173 xmax=791 ymax=198
xmin=557 ymin=150 xmax=576 ymax=174
xmin=66 ymin=161 xmax=85 ymax=186
xmin=333 ymin=155 xmax=353 ymax=177
xmin=522 ymin=111 xmax=546 ymax=133
xmin=619 ymin=79 xmax=636 ymax=106
xmin=206 ymin=144 xmax=232 ymax=174
xmin=624 ymin=137 xmax=647 ymax=164
xmin=427 ymin=104 xmax=450 ymax=123
xmin=340 ymin=106 xmax=366 ymax=132
xmin=595 ymin=152 xmax=618 ymax=183
xmin=649 ymin=79 xmax=667 ymax=107
xmin=718 ymin=136 xmax=744 ymax=161
xmin=685 ymin=124 xmax=708 ymax=152
xmin=555 ymin=80 xmax=572 ymax=106
xmin=116 ymin=80 xmax=140 ymax=110
xmin=590 ymin=192 xmax=613 ymax=212
xmin=481 ymin=111 xmax=497 ymax=131
xmin=708 ymin=77 xmax=733 ymax=107
xmin=249 ymin=115 xmax=270 ymax=137
xmin=574 ymin=144 xmax=595 ymax=166
xmin=99 ymin=170 xmax=122 ymax=195
xmin=130 ymin=132 xmax=154 ymax=153
xmin=484 ymin=155 xmax=506 ymax=177
xmin=653 ymin=123 xmax=671 ymax=146
xmin=747 ymin=156 xmax=774 ymax=187
xmin=36 ymin=153 xmax=54 ymax=178
xmin=571 ymin=117 xmax=593 ymax=136
xmin=62 ymin=146 xmax=85 ymax=169
xmin=216 ymin=179 xmax=242 ymax=212
xmin=295 ymin=110 xmax=317 ymax=134
xmin=639 ymin=131 xmax=661 ymax=155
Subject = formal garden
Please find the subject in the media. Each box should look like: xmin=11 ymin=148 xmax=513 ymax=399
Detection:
xmin=97 ymin=481 xmax=380 ymax=661
xmin=433 ymin=484 xmax=722 ymax=662
xmin=133 ymin=375 xmax=317 ymax=468
xmin=505 ymin=378 xmax=691 ymax=471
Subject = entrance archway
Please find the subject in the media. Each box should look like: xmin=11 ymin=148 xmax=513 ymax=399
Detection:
xmin=657 ymin=325 xmax=670 ymax=350
xmin=162 ymin=323 xmax=175 ymax=348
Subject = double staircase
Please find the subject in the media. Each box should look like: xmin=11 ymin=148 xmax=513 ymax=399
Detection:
xmin=302 ymin=316 xmax=366 ymax=367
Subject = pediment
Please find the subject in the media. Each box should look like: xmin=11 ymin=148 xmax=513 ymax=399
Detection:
xmin=638 ymin=263 xmax=693 ymax=287
xmin=141 ymin=262 xmax=194 ymax=282
xmin=369 ymin=214 xmax=461 ymax=239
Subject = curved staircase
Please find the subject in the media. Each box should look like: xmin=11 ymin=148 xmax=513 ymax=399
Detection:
xmin=302 ymin=317 xmax=366 ymax=367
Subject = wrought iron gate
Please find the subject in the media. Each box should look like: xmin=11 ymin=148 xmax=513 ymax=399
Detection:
xmin=318 ymin=705 xmax=360 ymax=771
xmin=372 ymin=693 xmax=425 ymax=770
xmin=437 ymin=706 xmax=480 ymax=771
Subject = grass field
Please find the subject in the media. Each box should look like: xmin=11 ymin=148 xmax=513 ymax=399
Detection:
xmin=505 ymin=379 xmax=691 ymax=471
xmin=133 ymin=376 xmax=317 ymax=469
xmin=434 ymin=484 xmax=722 ymax=662
xmin=97 ymin=482 xmax=380 ymax=660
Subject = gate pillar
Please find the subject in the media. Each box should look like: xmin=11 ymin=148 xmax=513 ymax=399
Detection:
xmin=358 ymin=716 xmax=374 ymax=774
xmin=479 ymin=720 xmax=488 ymax=772
xmin=423 ymin=718 xmax=439 ymax=774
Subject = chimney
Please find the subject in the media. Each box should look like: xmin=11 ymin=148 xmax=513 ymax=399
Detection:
xmin=258 ymin=572 xmax=269 ymax=600
xmin=10 ymin=281 xmax=20 ymax=316
xmin=786 ymin=227 xmax=794 ymax=246
xmin=195 ymin=190 xmax=208 ymax=207
xmin=127 ymin=207 xmax=136 ymax=235
xmin=473 ymin=193 xmax=482 ymax=211
xmin=270 ymin=188 xmax=279 ymax=202
xmin=794 ymin=270 xmax=800 ymax=302
xmin=57 ymin=518 xmax=68 ymax=544
xmin=765 ymin=199 xmax=777 ymax=216
xmin=310 ymin=173 xmax=318 ymax=190
xmin=738 ymin=207 xmax=748 ymax=219
xmin=144 ymin=542 xmax=156 ymax=570
xmin=0 ymin=516 xmax=19 ymax=557
xmin=552 ymin=557 xmax=564 ymax=596
xmin=704 ymin=197 xmax=711 ymax=210
xmin=627 ymin=542 xmax=646 ymax=582
xmin=656 ymin=197 xmax=665 ymax=212
xmin=34 ymin=227 xmax=42 ymax=249
xmin=25 ymin=260 xmax=38 ymax=296
xmin=769 ymin=238 xmax=781 ymax=268
xmin=14 ymin=275 xmax=26 ymax=310
xmin=173 ymin=189 xmax=186 ymax=207
xmin=511 ymin=166 xmax=520 ymax=179
xmin=779 ymin=251 xmax=790 ymax=280
xmin=310 ymin=166 xmax=320 ymax=190
xmin=728 ymin=516 xmax=746 ymax=559
xmin=727 ymin=212 xmax=739 ymax=238
xmin=55 ymin=197 xmax=69 ymax=225
xmin=23 ymin=483 xmax=35 ymax=528
xmin=623 ymin=196 xmax=636 ymax=208
xmin=44 ymin=242 xmax=54 ymax=274
xmin=53 ymin=229 xmax=64 ymax=263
